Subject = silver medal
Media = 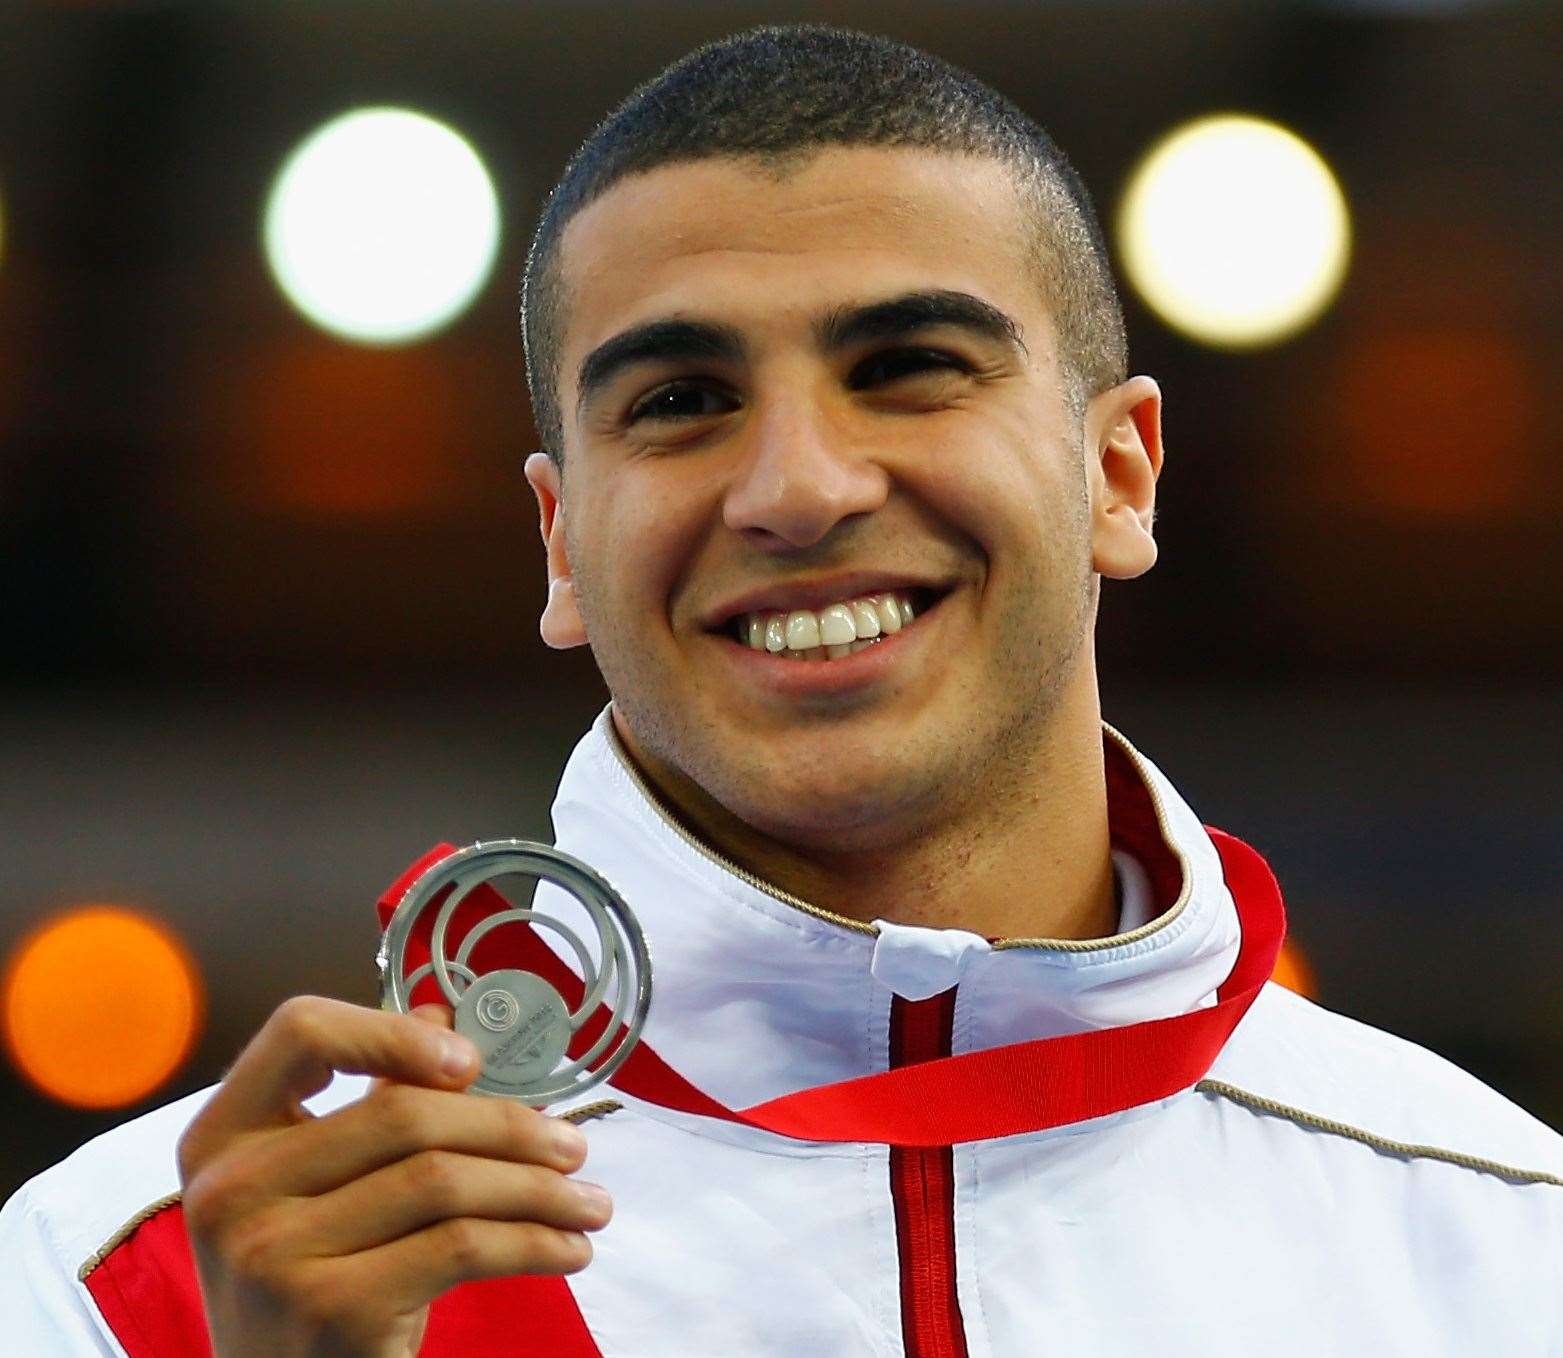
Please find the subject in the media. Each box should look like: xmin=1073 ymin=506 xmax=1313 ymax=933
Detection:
xmin=378 ymin=840 xmax=652 ymax=1107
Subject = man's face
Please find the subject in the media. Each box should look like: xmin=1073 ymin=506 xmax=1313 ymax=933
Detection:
xmin=527 ymin=146 xmax=1157 ymax=850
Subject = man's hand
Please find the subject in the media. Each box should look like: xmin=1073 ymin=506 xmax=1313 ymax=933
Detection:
xmin=176 ymin=995 xmax=611 ymax=1357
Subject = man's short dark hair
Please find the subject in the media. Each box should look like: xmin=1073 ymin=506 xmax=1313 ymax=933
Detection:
xmin=521 ymin=22 xmax=1129 ymax=462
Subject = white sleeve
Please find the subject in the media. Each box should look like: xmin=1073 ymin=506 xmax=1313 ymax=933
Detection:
xmin=0 ymin=1182 xmax=129 ymax=1357
xmin=0 ymin=1072 xmax=370 ymax=1355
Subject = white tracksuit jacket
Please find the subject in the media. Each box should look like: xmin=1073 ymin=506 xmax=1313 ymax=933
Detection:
xmin=3 ymin=707 xmax=1560 ymax=1356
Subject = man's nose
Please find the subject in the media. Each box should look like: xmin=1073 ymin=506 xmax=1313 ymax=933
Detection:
xmin=720 ymin=393 xmax=890 ymax=549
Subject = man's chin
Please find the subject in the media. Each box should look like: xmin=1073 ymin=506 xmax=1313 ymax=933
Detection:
xmin=614 ymin=697 xmax=954 ymax=852
xmin=714 ymin=757 xmax=948 ymax=853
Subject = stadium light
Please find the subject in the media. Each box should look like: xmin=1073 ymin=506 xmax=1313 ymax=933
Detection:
xmin=263 ymin=106 xmax=502 ymax=345
xmin=1116 ymin=113 xmax=1352 ymax=349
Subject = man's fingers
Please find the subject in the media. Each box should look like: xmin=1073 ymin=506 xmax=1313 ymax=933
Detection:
xmin=370 ymin=1002 xmax=456 ymax=1094
xmin=173 ymin=993 xmax=599 ymax=1354
xmin=291 ymin=1150 xmax=612 ymax=1257
xmin=191 ymin=996 xmax=480 ymax=1150
xmin=336 ymin=1216 xmax=595 ymax=1318
xmin=230 ymin=1083 xmax=589 ymax=1200
xmin=408 ymin=1001 xmax=456 ymax=1030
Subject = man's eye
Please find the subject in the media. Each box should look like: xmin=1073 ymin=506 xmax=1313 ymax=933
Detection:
xmin=850 ymin=347 xmax=968 ymax=388
xmin=627 ymin=383 xmax=735 ymax=424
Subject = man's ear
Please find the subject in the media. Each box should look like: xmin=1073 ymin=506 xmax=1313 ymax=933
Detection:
xmin=1086 ymin=375 xmax=1163 ymax=581
xmin=523 ymin=451 xmax=589 ymax=649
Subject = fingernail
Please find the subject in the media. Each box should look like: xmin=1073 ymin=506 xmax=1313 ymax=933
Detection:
xmin=551 ymin=1117 xmax=588 ymax=1158
xmin=440 ymin=1034 xmax=478 ymax=1077
xmin=573 ymin=1180 xmax=612 ymax=1215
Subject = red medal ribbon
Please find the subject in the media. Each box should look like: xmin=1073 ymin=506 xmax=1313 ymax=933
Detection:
xmin=379 ymin=826 xmax=1283 ymax=1147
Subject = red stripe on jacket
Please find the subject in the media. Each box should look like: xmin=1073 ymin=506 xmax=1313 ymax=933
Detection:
xmin=84 ymin=1199 xmax=602 ymax=1357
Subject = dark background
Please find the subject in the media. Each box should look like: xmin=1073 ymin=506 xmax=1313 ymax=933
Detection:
xmin=2 ymin=0 xmax=1559 ymax=1200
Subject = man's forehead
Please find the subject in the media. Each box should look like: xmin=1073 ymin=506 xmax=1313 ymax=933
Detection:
xmin=556 ymin=147 xmax=1032 ymax=362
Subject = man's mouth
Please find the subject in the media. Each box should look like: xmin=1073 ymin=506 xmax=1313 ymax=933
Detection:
xmin=723 ymin=587 xmax=943 ymax=662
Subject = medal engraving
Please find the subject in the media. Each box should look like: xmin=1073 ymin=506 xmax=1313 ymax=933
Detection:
xmin=378 ymin=840 xmax=652 ymax=1106
xmin=455 ymin=970 xmax=571 ymax=1086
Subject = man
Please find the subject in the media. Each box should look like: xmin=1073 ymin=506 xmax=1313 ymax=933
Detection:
xmin=4 ymin=22 xmax=1559 ymax=1356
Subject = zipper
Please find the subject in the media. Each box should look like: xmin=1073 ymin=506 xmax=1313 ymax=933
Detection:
xmin=888 ymin=989 xmax=969 ymax=1358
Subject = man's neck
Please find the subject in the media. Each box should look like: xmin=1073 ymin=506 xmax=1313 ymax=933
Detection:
xmin=610 ymin=699 xmax=1119 ymax=943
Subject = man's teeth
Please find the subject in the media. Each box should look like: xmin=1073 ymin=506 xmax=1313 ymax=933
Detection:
xmin=736 ymin=592 xmax=920 ymax=661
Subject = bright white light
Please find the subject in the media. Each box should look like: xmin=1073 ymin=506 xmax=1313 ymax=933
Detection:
xmin=1117 ymin=114 xmax=1351 ymax=349
xmin=263 ymin=107 xmax=501 ymax=345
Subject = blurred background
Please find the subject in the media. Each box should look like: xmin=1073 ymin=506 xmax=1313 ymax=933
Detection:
xmin=1 ymin=0 xmax=1559 ymax=1200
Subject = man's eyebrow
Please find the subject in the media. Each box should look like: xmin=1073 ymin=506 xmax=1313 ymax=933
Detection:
xmin=573 ymin=289 xmax=1028 ymax=417
xmin=812 ymin=289 xmax=1029 ymax=362
xmin=575 ymin=319 xmax=748 ymax=417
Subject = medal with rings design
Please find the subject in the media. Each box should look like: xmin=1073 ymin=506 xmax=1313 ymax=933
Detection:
xmin=378 ymin=840 xmax=651 ymax=1107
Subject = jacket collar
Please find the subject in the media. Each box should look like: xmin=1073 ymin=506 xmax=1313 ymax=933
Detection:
xmin=547 ymin=705 xmax=1241 ymax=1110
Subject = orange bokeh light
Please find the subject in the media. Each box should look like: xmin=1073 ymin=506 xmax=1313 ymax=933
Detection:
xmin=1271 ymin=938 xmax=1318 ymax=1000
xmin=2 ymin=906 xmax=204 ymax=1109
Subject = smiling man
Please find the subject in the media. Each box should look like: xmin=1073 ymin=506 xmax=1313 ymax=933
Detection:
xmin=527 ymin=139 xmax=1139 ymax=945
xmin=4 ymin=22 xmax=1560 ymax=1358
